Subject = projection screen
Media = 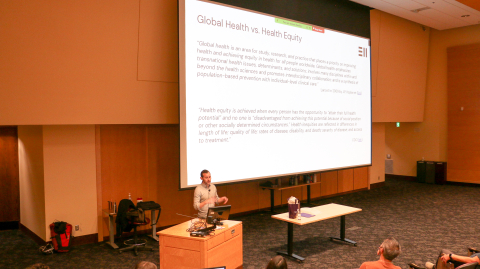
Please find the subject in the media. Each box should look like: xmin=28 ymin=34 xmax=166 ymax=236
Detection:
xmin=179 ymin=0 xmax=371 ymax=189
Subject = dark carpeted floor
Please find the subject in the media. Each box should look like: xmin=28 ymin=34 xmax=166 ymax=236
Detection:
xmin=1 ymin=178 xmax=479 ymax=269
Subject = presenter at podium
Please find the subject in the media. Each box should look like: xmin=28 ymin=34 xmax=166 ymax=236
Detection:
xmin=193 ymin=169 xmax=229 ymax=219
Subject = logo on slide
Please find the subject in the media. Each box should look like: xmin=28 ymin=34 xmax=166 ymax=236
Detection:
xmin=358 ymin=47 xmax=367 ymax=57
xmin=312 ymin=26 xmax=324 ymax=33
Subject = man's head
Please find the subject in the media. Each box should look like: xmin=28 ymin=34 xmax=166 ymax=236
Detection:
xmin=200 ymin=169 xmax=211 ymax=186
xmin=135 ymin=261 xmax=157 ymax=269
xmin=266 ymin=255 xmax=288 ymax=269
xmin=378 ymin=237 xmax=401 ymax=261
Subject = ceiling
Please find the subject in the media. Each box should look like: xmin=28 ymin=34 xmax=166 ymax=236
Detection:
xmin=349 ymin=0 xmax=480 ymax=30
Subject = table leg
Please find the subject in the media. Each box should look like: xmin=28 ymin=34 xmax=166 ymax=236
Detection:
xmin=329 ymin=215 xmax=357 ymax=246
xmin=270 ymin=189 xmax=275 ymax=213
xmin=277 ymin=223 xmax=305 ymax=262
xmin=307 ymin=185 xmax=311 ymax=204
xmin=149 ymin=209 xmax=159 ymax=241
xmin=303 ymin=185 xmax=317 ymax=207
xmin=106 ymin=214 xmax=119 ymax=249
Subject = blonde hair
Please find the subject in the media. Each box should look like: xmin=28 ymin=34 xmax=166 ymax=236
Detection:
xmin=382 ymin=237 xmax=401 ymax=261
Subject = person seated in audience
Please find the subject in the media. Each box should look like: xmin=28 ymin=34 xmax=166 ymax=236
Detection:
xmin=266 ymin=255 xmax=288 ymax=269
xmin=409 ymin=249 xmax=480 ymax=269
xmin=359 ymin=237 xmax=402 ymax=269
xmin=135 ymin=261 xmax=157 ymax=269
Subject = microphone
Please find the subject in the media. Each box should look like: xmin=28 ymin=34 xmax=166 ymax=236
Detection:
xmin=176 ymin=213 xmax=196 ymax=219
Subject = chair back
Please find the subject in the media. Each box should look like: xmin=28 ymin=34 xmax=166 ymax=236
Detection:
xmin=115 ymin=199 xmax=136 ymax=235
xmin=127 ymin=208 xmax=151 ymax=225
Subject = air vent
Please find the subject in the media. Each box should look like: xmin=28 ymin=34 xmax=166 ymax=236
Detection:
xmin=385 ymin=159 xmax=393 ymax=174
xmin=411 ymin=7 xmax=431 ymax=13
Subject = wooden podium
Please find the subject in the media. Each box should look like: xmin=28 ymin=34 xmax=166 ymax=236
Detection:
xmin=157 ymin=220 xmax=242 ymax=269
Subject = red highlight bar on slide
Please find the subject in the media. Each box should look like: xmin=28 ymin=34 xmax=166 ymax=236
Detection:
xmin=312 ymin=26 xmax=324 ymax=33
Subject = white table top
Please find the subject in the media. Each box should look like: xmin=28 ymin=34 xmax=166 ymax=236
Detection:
xmin=271 ymin=203 xmax=362 ymax=225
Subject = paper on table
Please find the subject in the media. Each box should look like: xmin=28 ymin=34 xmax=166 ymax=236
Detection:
xmin=300 ymin=213 xmax=315 ymax=218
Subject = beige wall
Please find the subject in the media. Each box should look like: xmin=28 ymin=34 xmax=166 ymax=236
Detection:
xmin=371 ymin=10 xmax=430 ymax=123
xmin=43 ymin=125 xmax=97 ymax=237
xmin=385 ymin=122 xmax=430 ymax=176
xmin=386 ymin=24 xmax=480 ymax=177
xmin=369 ymin=10 xmax=430 ymax=181
xmin=18 ymin=126 xmax=47 ymax=241
xmin=0 ymin=0 xmax=178 ymax=125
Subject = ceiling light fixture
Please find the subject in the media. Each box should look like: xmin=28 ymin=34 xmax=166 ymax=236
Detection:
xmin=461 ymin=15 xmax=470 ymax=17
xmin=411 ymin=7 xmax=431 ymax=13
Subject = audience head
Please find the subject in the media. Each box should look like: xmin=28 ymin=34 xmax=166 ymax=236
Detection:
xmin=135 ymin=261 xmax=157 ymax=269
xmin=266 ymin=255 xmax=287 ymax=269
xmin=378 ymin=237 xmax=401 ymax=261
xmin=26 ymin=264 xmax=50 ymax=269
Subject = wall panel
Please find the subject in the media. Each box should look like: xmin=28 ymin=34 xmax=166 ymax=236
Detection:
xmin=385 ymin=23 xmax=480 ymax=177
xmin=321 ymin=171 xmax=338 ymax=196
xmin=99 ymin=125 xmax=371 ymax=233
xmin=456 ymin=0 xmax=480 ymax=11
xmin=280 ymin=188 xmax=303 ymax=206
xmin=147 ymin=125 xmax=197 ymax=226
xmin=226 ymin=182 xmax=259 ymax=214
xmin=137 ymin=0 xmax=178 ymax=82
xmin=43 ymin=125 xmax=97 ymax=238
xmin=258 ymin=186 xmax=281 ymax=209
xmin=100 ymin=125 xmax=149 ymax=236
xmin=0 ymin=0 xmax=178 ymax=125
xmin=353 ymin=167 xmax=368 ymax=190
xmin=371 ymin=10 xmax=430 ymax=122
xmin=448 ymin=126 xmax=480 ymax=150
xmin=337 ymin=169 xmax=354 ymax=193
xmin=18 ymin=126 xmax=46 ymax=240
xmin=309 ymin=178 xmax=322 ymax=199
xmin=0 ymin=127 xmax=20 ymax=223
xmin=447 ymin=43 xmax=480 ymax=184
xmin=447 ymin=169 xmax=480 ymax=183
xmin=371 ymin=123 xmax=385 ymax=184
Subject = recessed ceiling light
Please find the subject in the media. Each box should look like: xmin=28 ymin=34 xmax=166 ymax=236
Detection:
xmin=411 ymin=7 xmax=431 ymax=13
xmin=461 ymin=15 xmax=470 ymax=17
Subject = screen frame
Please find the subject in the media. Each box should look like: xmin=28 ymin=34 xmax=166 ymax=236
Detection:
xmin=178 ymin=0 xmax=372 ymax=191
